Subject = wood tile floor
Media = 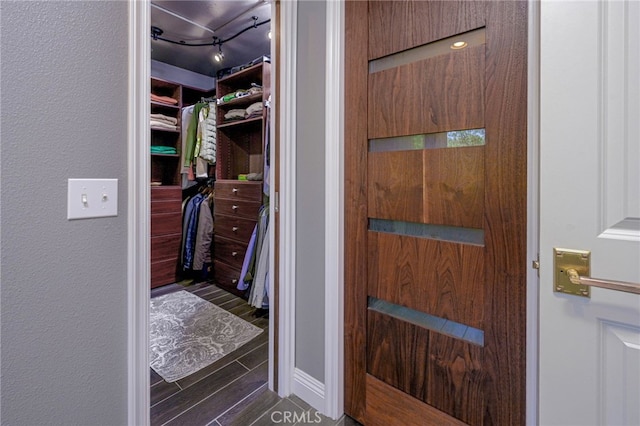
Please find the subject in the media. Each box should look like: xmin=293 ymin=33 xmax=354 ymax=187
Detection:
xmin=150 ymin=281 xmax=360 ymax=426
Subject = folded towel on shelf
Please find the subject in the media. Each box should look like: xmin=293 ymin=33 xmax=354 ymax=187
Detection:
xmin=245 ymin=101 xmax=263 ymax=118
xmin=151 ymin=93 xmax=178 ymax=105
xmin=150 ymin=146 xmax=177 ymax=155
xmin=150 ymin=120 xmax=178 ymax=131
xmin=150 ymin=113 xmax=178 ymax=125
xmin=224 ymin=109 xmax=247 ymax=121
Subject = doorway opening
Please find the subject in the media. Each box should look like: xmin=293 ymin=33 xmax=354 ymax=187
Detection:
xmin=147 ymin=2 xmax=275 ymax=424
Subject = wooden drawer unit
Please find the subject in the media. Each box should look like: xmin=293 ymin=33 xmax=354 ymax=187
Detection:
xmin=213 ymin=260 xmax=246 ymax=297
xmin=151 ymin=212 xmax=182 ymax=235
xmin=214 ymin=214 xmax=256 ymax=243
xmin=151 ymin=186 xmax=182 ymax=201
xmin=213 ymin=180 xmax=262 ymax=294
xmin=151 ymin=234 xmax=182 ymax=261
xmin=215 ymin=198 xmax=261 ymax=219
xmin=214 ymin=235 xmax=248 ymax=270
xmin=151 ymin=257 xmax=181 ymax=287
xmin=151 ymin=186 xmax=181 ymax=288
xmin=215 ymin=180 xmax=262 ymax=201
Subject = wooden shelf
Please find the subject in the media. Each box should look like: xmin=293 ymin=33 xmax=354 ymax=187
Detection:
xmin=217 ymin=93 xmax=263 ymax=108
xmin=217 ymin=116 xmax=263 ymax=129
xmin=151 ymin=101 xmax=180 ymax=109
xmin=213 ymin=61 xmax=270 ymax=295
xmin=150 ymin=153 xmax=180 ymax=158
xmin=150 ymin=126 xmax=180 ymax=133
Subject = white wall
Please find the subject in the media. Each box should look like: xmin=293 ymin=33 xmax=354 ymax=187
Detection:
xmin=295 ymin=0 xmax=327 ymax=383
xmin=1 ymin=2 xmax=129 ymax=424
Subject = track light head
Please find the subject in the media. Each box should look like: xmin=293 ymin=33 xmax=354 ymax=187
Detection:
xmin=214 ymin=43 xmax=224 ymax=62
xmin=151 ymin=26 xmax=163 ymax=41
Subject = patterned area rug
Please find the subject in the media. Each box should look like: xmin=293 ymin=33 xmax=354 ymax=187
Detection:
xmin=150 ymin=290 xmax=263 ymax=383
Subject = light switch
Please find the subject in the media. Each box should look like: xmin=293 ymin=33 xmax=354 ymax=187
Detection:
xmin=67 ymin=179 xmax=118 ymax=220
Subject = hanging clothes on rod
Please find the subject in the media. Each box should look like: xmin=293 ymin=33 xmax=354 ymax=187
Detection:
xmin=238 ymin=204 xmax=269 ymax=308
xmin=237 ymin=99 xmax=272 ymax=308
xmin=183 ymin=100 xmax=217 ymax=181
xmin=181 ymin=181 xmax=214 ymax=279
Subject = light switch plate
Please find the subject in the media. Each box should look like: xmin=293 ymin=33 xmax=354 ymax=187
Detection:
xmin=67 ymin=179 xmax=118 ymax=220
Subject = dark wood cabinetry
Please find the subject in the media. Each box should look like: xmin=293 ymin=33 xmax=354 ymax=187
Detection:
xmin=150 ymin=78 xmax=213 ymax=288
xmin=150 ymin=186 xmax=181 ymax=288
xmin=213 ymin=61 xmax=270 ymax=295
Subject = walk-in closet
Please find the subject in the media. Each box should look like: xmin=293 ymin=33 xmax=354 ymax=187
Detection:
xmin=147 ymin=2 xmax=278 ymax=424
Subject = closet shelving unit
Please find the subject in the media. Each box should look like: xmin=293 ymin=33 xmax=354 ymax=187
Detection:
xmin=213 ymin=61 xmax=270 ymax=296
xmin=150 ymin=77 xmax=213 ymax=288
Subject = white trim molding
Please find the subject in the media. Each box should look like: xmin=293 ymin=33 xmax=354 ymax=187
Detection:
xmin=324 ymin=0 xmax=345 ymax=421
xmin=278 ymin=0 xmax=298 ymax=399
xmin=268 ymin=0 xmax=277 ymax=393
xmin=127 ymin=0 xmax=150 ymax=425
xmin=527 ymin=1 xmax=540 ymax=425
xmin=292 ymin=368 xmax=326 ymax=414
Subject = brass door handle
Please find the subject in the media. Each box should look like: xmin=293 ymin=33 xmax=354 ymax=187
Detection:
xmin=566 ymin=269 xmax=640 ymax=295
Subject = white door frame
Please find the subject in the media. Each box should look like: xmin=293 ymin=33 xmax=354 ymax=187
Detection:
xmin=526 ymin=1 xmax=541 ymax=424
xmin=127 ymin=1 xmax=151 ymax=424
xmin=127 ymin=1 xmax=539 ymax=424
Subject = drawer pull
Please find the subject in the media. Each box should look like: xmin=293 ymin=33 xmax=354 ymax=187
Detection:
xmin=232 ymin=205 xmax=239 ymax=211
xmin=232 ymin=226 xmax=239 ymax=232
xmin=232 ymin=279 xmax=238 ymax=284
xmin=232 ymin=251 xmax=238 ymax=257
xmin=232 ymin=188 xmax=238 ymax=193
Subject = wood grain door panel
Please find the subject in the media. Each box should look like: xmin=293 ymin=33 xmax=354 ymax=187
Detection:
xmin=345 ymin=1 xmax=527 ymax=424
xmin=368 ymin=46 xmax=485 ymax=139
xmin=368 ymin=232 xmax=485 ymax=328
xmin=368 ymin=0 xmax=486 ymax=60
xmin=368 ymin=146 xmax=485 ymax=228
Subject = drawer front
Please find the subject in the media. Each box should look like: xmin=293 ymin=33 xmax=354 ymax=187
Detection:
xmin=151 ymin=199 xmax=181 ymax=214
xmin=151 ymin=186 xmax=181 ymax=201
xmin=151 ymin=233 xmax=181 ymax=262
xmin=213 ymin=260 xmax=243 ymax=292
xmin=214 ymin=236 xmax=248 ymax=270
xmin=151 ymin=257 xmax=178 ymax=288
xmin=215 ymin=214 xmax=256 ymax=243
xmin=151 ymin=212 xmax=182 ymax=236
xmin=215 ymin=180 xmax=262 ymax=201
xmin=215 ymin=198 xmax=261 ymax=219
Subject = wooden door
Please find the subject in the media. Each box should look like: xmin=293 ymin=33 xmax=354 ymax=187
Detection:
xmin=539 ymin=1 xmax=640 ymax=424
xmin=344 ymin=1 xmax=528 ymax=425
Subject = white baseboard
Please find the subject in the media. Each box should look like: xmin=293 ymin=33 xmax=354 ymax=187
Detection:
xmin=292 ymin=368 xmax=325 ymax=414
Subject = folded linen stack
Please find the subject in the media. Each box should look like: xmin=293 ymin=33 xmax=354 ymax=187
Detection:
xmin=150 ymin=113 xmax=178 ymax=131
xmin=245 ymin=102 xmax=263 ymax=119
xmin=224 ymin=109 xmax=247 ymax=122
xmin=223 ymin=102 xmax=264 ymax=122
xmin=150 ymin=145 xmax=177 ymax=155
xmin=217 ymin=84 xmax=263 ymax=105
xmin=151 ymin=93 xmax=178 ymax=105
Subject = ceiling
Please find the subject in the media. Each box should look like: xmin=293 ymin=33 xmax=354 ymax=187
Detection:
xmin=150 ymin=1 xmax=271 ymax=78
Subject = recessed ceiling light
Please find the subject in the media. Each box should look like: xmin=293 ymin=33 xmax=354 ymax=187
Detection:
xmin=451 ymin=41 xmax=468 ymax=50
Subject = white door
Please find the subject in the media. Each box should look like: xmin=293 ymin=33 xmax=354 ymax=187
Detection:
xmin=539 ymin=1 xmax=640 ymax=425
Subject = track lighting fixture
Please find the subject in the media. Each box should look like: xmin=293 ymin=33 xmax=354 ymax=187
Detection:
xmin=150 ymin=17 xmax=271 ymax=54
xmin=151 ymin=26 xmax=163 ymax=41
xmin=214 ymin=43 xmax=224 ymax=62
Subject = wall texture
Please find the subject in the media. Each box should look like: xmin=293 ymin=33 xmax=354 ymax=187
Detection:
xmin=1 ymin=2 xmax=129 ymax=424
xmin=295 ymin=0 xmax=326 ymax=383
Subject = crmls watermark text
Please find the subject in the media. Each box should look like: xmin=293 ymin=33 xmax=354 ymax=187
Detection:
xmin=270 ymin=410 xmax=323 ymax=424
